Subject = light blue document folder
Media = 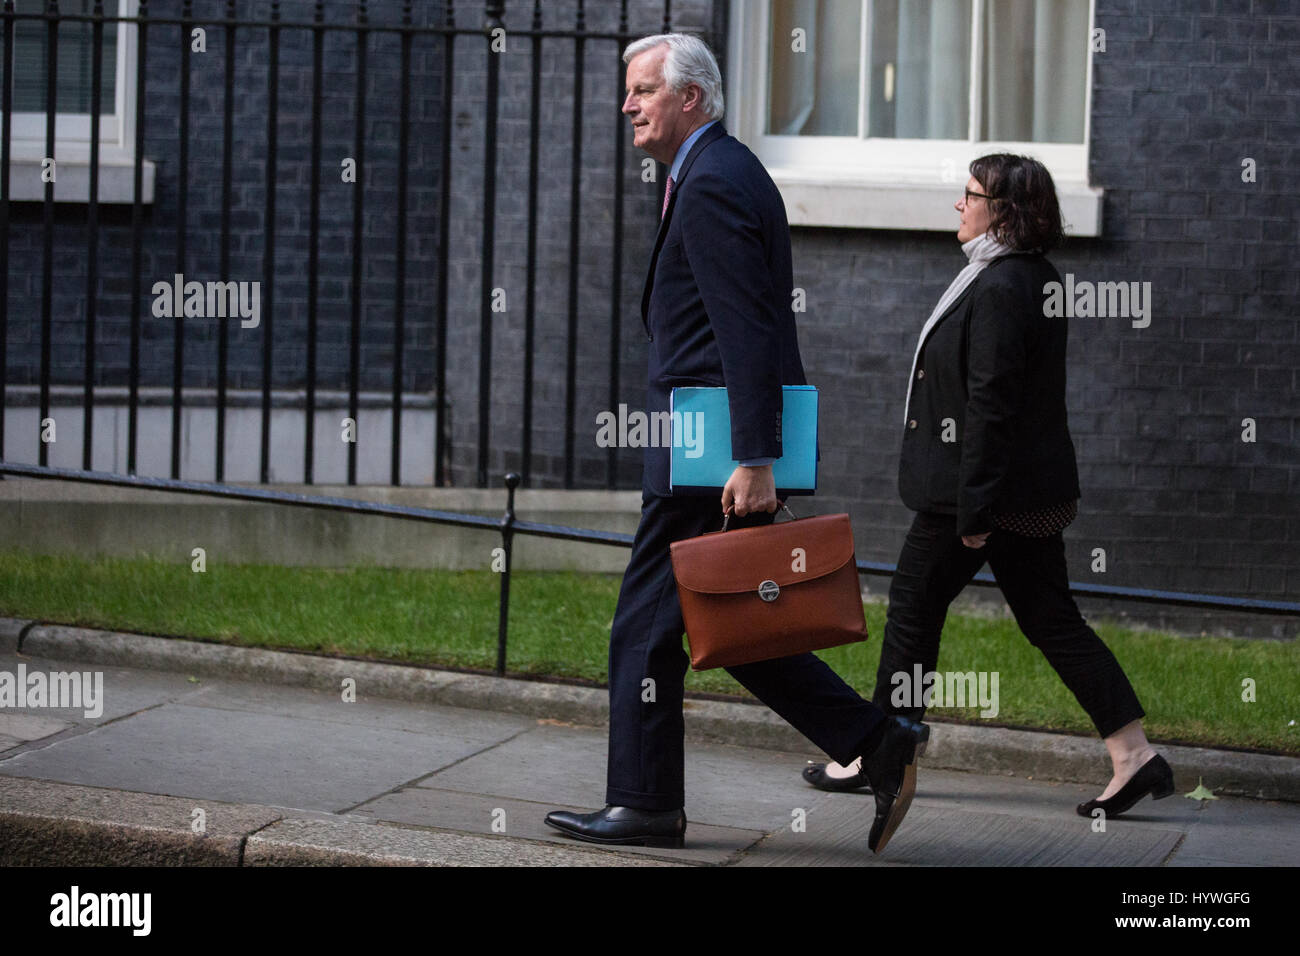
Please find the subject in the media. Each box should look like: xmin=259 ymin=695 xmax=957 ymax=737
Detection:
xmin=669 ymin=385 xmax=818 ymax=494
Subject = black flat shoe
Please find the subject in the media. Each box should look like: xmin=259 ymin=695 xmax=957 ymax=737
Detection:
xmin=1076 ymin=753 xmax=1175 ymax=818
xmin=802 ymin=760 xmax=873 ymax=793
xmin=861 ymin=716 xmax=930 ymax=854
xmin=544 ymin=805 xmax=686 ymax=848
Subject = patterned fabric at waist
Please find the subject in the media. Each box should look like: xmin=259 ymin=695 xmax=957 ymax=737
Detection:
xmin=990 ymin=500 xmax=1079 ymax=537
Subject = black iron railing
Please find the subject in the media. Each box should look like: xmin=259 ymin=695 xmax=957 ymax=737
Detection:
xmin=3 ymin=462 xmax=1297 ymax=676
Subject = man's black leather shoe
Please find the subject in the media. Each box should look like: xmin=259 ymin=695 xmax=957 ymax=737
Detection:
xmin=802 ymin=760 xmax=873 ymax=793
xmin=544 ymin=805 xmax=686 ymax=848
xmin=860 ymin=716 xmax=930 ymax=854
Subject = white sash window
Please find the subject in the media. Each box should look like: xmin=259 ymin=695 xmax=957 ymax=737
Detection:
xmin=729 ymin=0 xmax=1103 ymax=234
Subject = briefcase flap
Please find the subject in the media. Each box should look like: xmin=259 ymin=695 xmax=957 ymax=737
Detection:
xmin=670 ymin=514 xmax=856 ymax=595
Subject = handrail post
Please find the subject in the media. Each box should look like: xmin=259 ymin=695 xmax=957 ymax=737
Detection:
xmin=495 ymin=472 xmax=521 ymax=675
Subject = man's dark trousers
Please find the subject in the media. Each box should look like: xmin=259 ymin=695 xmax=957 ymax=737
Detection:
xmin=605 ymin=493 xmax=884 ymax=811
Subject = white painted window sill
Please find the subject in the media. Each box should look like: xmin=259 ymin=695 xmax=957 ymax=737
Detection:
xmin=770 ymin=171 xmax=1103 ymax=237
xmin=6 ymin=143 xmax=156 ymax=204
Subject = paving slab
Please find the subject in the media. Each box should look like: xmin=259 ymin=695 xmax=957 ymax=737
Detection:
xmin=170 ymin=676 xmax=538 ymax=743
xmin=914 ymin=765 xmax=1300 ymax=866
xmin=739 ymin=800 xmax=1182 ymax=867
xmin=736 ymin=766 xmax=1300 ymax=867
xmin=244 ymin=817 xmax=680 ymax=867
xmin=1165 ymin=796 xmax=1300 ymax=867
xmin=0 ymin=712 xmax=74 ymax=744
xmin=0 ymin=693 xmax=531 ymax=813
xmin=0 ymin=651 xmax=211 ymax=729
xmin=419 ymin=721 xmax=849 ymax=833
xmin=355 ymin=788 xmax=763 ymax=866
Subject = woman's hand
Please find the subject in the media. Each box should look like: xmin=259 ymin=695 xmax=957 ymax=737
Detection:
xmin=962 ymin=532 xmax=991 ymax=549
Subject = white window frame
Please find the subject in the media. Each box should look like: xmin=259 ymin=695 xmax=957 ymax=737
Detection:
xmin=6 ymin=0 xmax=154 ymax=203
xmin=726 ymin=0 xmax=1103 ymax=235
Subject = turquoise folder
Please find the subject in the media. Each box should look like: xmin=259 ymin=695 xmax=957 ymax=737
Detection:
xmin=669 ymin=385 xmax=818 ymax=494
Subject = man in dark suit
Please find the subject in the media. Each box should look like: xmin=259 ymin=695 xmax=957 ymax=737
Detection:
xmin=543 ymin=33 xmax=928 ymax=854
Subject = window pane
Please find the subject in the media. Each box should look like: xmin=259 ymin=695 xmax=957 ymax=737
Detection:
xmin=8 ymin=0 xmax=118 ymax=114
xmin=982 ymin=0 xmax=1088 ymax=143
xmin=868 ymin=0 xmax=970 ymax=139
xmin=767 ymin=0 xmax=862 ymax=136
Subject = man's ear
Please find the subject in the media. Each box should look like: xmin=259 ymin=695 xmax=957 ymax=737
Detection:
xmin=681 ymin=82 xmax=703 ymax=113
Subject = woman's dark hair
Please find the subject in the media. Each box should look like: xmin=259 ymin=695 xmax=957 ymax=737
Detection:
xmin=968 ymin=153 xmax=1065 ymax=252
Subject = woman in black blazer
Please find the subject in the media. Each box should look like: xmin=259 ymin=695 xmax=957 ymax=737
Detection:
xmin=805 ymin=155 xmax=1174 ymax=818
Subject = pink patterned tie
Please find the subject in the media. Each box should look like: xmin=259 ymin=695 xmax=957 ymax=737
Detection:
xmin=661 ymin=175 xmax=675 ymax=220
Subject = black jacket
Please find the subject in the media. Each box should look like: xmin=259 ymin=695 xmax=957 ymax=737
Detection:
xmin=898 ymin=252 xmax=1081 ymax=535
xmin=640 ymin=122 xmax=806 ymax=497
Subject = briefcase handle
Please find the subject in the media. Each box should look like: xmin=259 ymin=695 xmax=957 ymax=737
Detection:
xmin=720 ymin=501 xmax=797 ymax=532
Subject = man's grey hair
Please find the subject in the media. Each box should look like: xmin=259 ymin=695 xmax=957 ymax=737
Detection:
xmin=623 ymin=33 xmax=725 ymax=121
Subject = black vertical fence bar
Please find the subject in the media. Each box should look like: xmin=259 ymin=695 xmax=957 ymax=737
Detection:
xmin=434 ymin=2 xmax=454 ymax=486
xmin=82 ymin=1 xmax=104 ymax=469
xmin=347 ymin=1 xmax=367 ymax=486
xmin=173 ymin=0 xmax=192 ymax=479
xmin=495 ymin=471 xmax=520 ymax=675
xmin=563 ymin=2 xmax=585 ymax=488
xmin=520 ymin=0 xmax=540 ymax=487
xmin=477 ymin=1 xmax=503 ymax=488
xmin=216 ymin=0 xmax=235 ymax=482
xmin=391 ymin=0 xmax=412 ymax=485
xmin=127 ymin=0 xmax=148 ymax=474
xmin=607 ymin=1 xmax=629 ymax=489
xmin=0 ymin=1 xmax=12 ymax=464
xmin=657 ymin=2 xmax=672 ymax=218
xmin=259 ymin=1 xmax=279 ymax=484
xmin=304 ymin=0 xmax=322 ymax=483
xmin=38 ymin=0 xmax=58 ymax=468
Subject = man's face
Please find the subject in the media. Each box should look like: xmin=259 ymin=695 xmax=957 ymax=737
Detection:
xmin=622 ymin=46 xmax=701 ymax=165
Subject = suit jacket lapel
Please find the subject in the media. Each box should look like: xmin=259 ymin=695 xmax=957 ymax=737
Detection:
xmin=914 ymin=281 xmax=978 ymax=356
xmin=902 ymin=281 xmax=980 ymax=425
xmin=911 ymin=249 xmax=1026 ymax=356
xmin=640 ymin=123 xmax=729 ymax=331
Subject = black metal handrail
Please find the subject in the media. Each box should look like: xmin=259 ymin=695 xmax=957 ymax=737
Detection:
xmin=2 ymin=462 xmax=1297 ymax=676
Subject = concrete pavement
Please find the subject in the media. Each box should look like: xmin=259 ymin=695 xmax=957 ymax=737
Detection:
xmin=1 ymin=617 xmax=1297 ymax=866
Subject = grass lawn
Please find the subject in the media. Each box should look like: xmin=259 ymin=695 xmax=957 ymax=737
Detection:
xmin=1 ymin=550 xmax=1295 ymax=754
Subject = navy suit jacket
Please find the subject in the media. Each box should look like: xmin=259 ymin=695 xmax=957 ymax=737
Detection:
xmin=639 ymin=122 xmax=807 ymax=498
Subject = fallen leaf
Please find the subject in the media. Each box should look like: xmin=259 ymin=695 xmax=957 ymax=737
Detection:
xmin=1185 ymin=777 xmax=1217 ymax=802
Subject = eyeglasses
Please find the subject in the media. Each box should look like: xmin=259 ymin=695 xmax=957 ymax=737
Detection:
xmin=963 ymin=188 xmax=995 ymax=204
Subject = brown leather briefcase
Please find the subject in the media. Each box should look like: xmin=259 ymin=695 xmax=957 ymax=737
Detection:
xmin=669 ymin=510 xmax=869 ymax=670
